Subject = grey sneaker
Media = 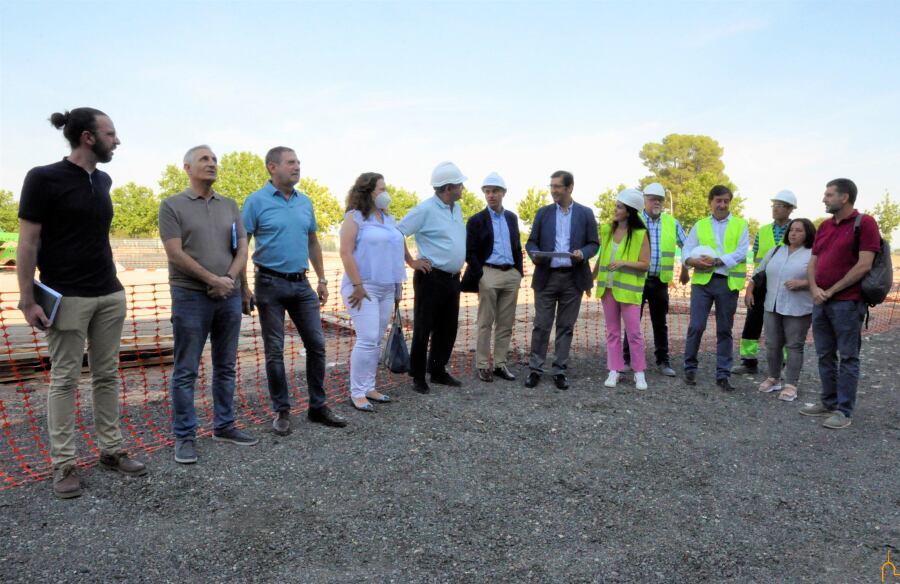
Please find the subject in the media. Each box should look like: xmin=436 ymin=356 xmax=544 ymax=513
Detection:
xmin=272 ymin=411 xmax=291 ymax=436
xmin=823 ymin=411 xmax=852 ymax=429
xmin=799 ymin=404 xmax=834 ymax=417
xmin=174 ymin=439 xmax=197 ymax=464
xmin=658 ymin=364 xmax=676 ymax=377
xmin=213 ymin=426 xmax=259 ymax=446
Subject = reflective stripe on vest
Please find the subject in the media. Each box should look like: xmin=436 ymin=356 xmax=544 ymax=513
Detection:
xmin=690 ymin=216 xmax=748 ymax=292
xmin=657 ymin=213 xmax=677 ymax=283
xmin=595 ymin=225 xmax=648 ymax=304
xmin=754 ymin=223 xmax=779 ymax=265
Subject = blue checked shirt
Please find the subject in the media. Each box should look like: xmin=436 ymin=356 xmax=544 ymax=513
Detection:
xmin=641 ymin=210 xmax=687 ymax=277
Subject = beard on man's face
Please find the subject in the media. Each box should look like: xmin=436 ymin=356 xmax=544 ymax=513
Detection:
xmin=92 ymin=140 xmax=114 ymax=163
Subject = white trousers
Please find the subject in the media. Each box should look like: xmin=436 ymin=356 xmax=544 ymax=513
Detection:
xmin=342 ymin=281 xmax=396 ymax=398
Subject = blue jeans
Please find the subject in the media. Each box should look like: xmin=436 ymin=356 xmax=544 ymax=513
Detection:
xmin=255 ymin=274 xmax=326 ymax=412
xmin=683 ymin=276 xmax=739 ymax=380
xmin=812 ymin=300 xmax=865 ymax=417
xmin=170 ymin=286 xmax=242 ymax=439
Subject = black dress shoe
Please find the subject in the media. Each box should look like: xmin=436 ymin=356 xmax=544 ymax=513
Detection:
xmin=412 ymin=378 xmax=431 ymax=394
xmin=716 ymin=378 xmax=736 ymax=392
xmin=685 ymin=370 xmax=697 ymax=386
xmin=431 ymin=372 xmax=462 ymax=387
xmin=307 ymin=406 xmax=348 ymax=427
xmin=493 ymin=365 xmax=516 ymax=381
xmin=553 ymin=373 xmax=569 ymax=390
xmin=478 ymin=368 xmax=494 ymax=382
xmin=524 ymin=371 xmax=541 ymax=388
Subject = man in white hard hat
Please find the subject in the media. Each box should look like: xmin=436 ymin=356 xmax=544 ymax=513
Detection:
xmin=621 ymin=182 xmax=690 ymax=377
xmin=397 ymin=161 xmax=468 ymax=394
xmin=524 ymin=170 xmax=599 ymax=390
xmin=733 ymin=190 xmax=796 ymax=375
xmin=682 ymin=185 xmax=749 ymax=391
xmin=461 ymin=172 xmax=524 ymax=382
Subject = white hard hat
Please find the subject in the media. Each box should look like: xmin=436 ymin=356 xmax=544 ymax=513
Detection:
xmin=642 ymin=182 xmax=666 ymax=199
xmin=431 ymin=161 xmax=467 ymax=188
xmin=481 ymin=172 xmax=507 ymax=190
xmin=771 ymin=190 xmax=797 ymax=207
xmin=617 ymin=188 xmax=645 ymax=212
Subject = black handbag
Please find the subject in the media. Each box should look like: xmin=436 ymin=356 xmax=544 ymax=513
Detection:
xmin=381 ymin=297 xmax=410 ymax=374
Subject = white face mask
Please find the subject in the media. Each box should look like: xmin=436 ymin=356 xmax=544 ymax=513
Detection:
xmin=374 ymin=191 xmax=391 ymax=210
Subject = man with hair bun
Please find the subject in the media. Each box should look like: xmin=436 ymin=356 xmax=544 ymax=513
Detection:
xmin=17 ymin=108 xmax=147 ymax=499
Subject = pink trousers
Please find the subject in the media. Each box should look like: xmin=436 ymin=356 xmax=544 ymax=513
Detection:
xmin=601 ymin=290 xmax=646 ymax=372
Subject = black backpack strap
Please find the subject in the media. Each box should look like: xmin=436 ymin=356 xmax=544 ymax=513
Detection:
xmin=853 ymin=213 xmax=863 ymax=256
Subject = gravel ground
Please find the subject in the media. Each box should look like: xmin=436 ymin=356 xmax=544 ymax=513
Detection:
xmin=1 ymin=329 xmax=898 ymax=584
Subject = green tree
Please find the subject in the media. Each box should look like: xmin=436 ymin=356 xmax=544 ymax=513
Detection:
xmin=299 ymin=177 xmax=343 ymax=233
xmin=459 ymin=188 xmax=485 ymax=222
xmin=594 ymin=184 xmax=627 ymax=226
xmin=111 ymin=182 xmax=160 ymax=237
xmin=0 ymin=189 xmax=18 ymax=232
xmin=639 ymin=134 xmax=739 ymax=231
xmin=867 ymin=191 xmax=900 ymax=243
xmin=746 ymin=218 xmax=761 ymax=250
xmin=386 ymin=185 xmax=420 ymax=220
xmin=517 ymin=187 xmax=549 ymax=229
xmin=813 ymin=216 xmax=829 ymax=229
xmin=158 ymin=164 xmax=190 ymax=198
xmin=214 ymin=151 xmax=270 ymax=208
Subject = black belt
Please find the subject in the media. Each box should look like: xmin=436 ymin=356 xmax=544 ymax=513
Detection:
xmin=484 ymin=263 xmax=514 ymax=271
xmin=550 ymin=267 xmax=573 ymax=273
xmin=711 ymin=273 xmax=727 ymax=279
xmin=427 ymin=268 xmax=461 ymax=279
xmin=257 ymin=265 xmax=307 ymax=282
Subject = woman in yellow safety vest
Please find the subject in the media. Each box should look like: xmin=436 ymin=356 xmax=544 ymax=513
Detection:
xmin=591 ymin=189 xmax=651 ymax=390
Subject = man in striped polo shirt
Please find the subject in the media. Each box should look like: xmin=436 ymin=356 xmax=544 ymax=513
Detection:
xmin=733 ymin=190 xmax=796 ymax=375
xmin=623 ymin=183 xmax=689 ymax=377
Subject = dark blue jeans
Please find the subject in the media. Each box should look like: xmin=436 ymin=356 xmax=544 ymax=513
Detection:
xmin=170 ymin=286 xmax=242 ymax=439
xmin=255 ymin=274 xmax=326 ymax=412
xmin=683 ymin=276 xmax=739 ymax=380
xmin=812 ymin=300 xmax=865 ymax=417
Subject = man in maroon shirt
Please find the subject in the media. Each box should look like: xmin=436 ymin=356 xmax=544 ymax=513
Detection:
xmin=801 ymin=178 xmax=880 ymax=429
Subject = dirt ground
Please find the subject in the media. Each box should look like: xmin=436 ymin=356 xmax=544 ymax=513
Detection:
xmin=1 ymin=323 xmax=897 ymax=583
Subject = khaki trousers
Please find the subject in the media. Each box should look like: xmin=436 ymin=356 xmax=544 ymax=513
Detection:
xmin=45 ymin=290 xmax=127 ymax=467
xmin=476 ymin=267 xmax=522 ymax=369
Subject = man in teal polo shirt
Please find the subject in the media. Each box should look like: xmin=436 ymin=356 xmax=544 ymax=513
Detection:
xmin=397 ymin=161 xmax=468 ymax=394
xmin=241 ymin=146 xmax=346 ymax=435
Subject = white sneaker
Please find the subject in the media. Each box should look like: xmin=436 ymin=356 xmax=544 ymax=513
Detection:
xmin=634 ymin=372 xmax=648 ymax=390
xmin=604 ymin=371 xmax=619 ymax=388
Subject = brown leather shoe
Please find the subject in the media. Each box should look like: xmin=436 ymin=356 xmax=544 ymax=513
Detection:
xmin=478 ymin=368 xmax=493 ymax=382
xmin=52 ymin=464 xmax=82 ymax=499
xmin=99 ymin=451 xmax=148 ymax=476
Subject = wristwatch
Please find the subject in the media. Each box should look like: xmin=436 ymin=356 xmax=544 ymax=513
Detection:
xmin=319 ymin=279 xmax=329 ymax=285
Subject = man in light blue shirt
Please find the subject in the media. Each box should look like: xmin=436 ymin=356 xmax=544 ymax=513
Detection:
xmin=241 ymin=146 xmax=347 ymax=435
xmin=397 ymin=161 xmax=468 ymax=394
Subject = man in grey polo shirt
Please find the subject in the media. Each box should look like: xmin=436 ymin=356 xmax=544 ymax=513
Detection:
xmin=397 ymin=161 xmax=467 ymax=394
xmin=159 ymin=144 xmax=256 ymax=465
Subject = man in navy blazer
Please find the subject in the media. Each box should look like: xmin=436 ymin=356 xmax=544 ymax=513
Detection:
xmin=524 ymin=170 xmax=599 ymax=389
xmin=461 ymin=172 xmax=524 ymax=382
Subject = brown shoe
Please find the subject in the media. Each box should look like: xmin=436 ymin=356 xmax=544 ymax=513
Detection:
xmin=478 ymin=368 xmax=493 ymax=382
xmin=99 ymin=451 xmax=148 ymax=476
xmin=52 ymin=463 xmax=82 ymax=499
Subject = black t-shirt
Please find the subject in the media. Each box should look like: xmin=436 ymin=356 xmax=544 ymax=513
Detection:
xmin=18 ymin=158 xmax=122 ymax=297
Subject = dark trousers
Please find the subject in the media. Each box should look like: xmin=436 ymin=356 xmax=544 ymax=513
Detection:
xmin=738 ymin=281 xmax=767 ymax=362
xmin=683 ymin=276 xmax=739 ymax=380
xmin=528 ymin=270 xmax=583 ymax=375
xmin=255 ymin=274 xmax=327 ymax=412
xmin=624 ymin=276 xmax=671 ymax=366
xmin=410 ymin=269 xmax=461 ymax=380
xmin=812 ymin=300 xmax=865 ymax=417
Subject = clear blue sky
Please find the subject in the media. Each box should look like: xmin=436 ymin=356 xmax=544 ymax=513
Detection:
xmin=2 ymin=0 xmax=898 ymax=225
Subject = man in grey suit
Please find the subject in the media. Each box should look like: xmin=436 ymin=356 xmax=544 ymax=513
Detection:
xmin=524 ymin=170 xmax=600 ymax=389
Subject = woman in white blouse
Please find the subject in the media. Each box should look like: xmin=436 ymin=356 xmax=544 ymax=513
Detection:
xmin=745 ymin=218 xmax=817 ymax=402
xmin=339 ymin=173 xmax=407 ymax=412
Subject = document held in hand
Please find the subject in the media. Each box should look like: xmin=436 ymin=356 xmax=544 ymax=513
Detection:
xmin=530 ymin=251 xmax=574 ymax=258
xmin=33 ymin=280 xmax=62 ymax=326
